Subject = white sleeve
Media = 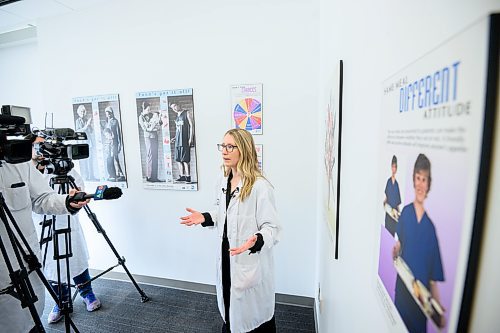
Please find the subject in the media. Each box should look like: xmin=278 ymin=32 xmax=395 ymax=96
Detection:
xmin=27 ymin=163 xmax=69 ymax=216
xmin=255 ymin=180 xmax=281 ymax=249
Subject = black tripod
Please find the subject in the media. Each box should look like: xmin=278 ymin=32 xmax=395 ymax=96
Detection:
xmin=0 ymin=191 xmax=80 ymax=333
xmin=39 ymin=174 xmax=82 ymax=331
xmin=40 ymin=174 xmax=150 ymax=305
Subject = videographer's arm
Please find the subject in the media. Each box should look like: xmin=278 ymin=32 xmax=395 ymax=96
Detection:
xmin=27 ymin=162 xmax=87 ymax=215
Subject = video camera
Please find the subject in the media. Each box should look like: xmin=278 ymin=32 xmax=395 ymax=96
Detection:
xmin=33 ymin=128 xmax=89 ymax=175
xmin=0 ymin=105 xmax=34 ymax=164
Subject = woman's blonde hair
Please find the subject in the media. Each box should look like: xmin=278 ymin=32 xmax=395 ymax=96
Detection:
xmin=223 ymin=129 xmax=262 ymax=201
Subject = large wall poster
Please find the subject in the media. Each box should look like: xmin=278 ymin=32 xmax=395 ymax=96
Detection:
xmin=375 ymin=15 xmax=498 ymax=333
xmin=231 ymin=83 xmax=263 ymax=135
xmin=72 ymin=94 xmax=128 ymax=189
xmin=323 ymin=60 xmax=343 ymax=259
xmin=135 ymin=88 xmax=198 ymax=191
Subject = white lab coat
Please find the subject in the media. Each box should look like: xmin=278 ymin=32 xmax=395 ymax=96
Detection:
xmin=208 ymin=174 xmax=281 ymax=333
xmin=32 ymin=169 xmax=89 ymax=281
xmin=0 ymin=161 xmax=69 ymax=333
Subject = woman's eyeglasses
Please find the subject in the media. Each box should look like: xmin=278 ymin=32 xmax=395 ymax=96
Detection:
xmin=217 ymin=144 xmax=238 ymax=152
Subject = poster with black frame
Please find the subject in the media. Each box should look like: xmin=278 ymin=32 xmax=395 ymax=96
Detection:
xmin=72 ymin=94 xmax=128 ymax=189
xmin=135 ymin=88 xmax=198 ymax=190
xmin=323 ymin=60 xmax=343 ymax=259
xmin=375 ymin=14 xmax=498 ymax=333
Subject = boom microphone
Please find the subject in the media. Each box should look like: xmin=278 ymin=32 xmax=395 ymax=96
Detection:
xmin=69 ymin=185 xmax=122 ymax=202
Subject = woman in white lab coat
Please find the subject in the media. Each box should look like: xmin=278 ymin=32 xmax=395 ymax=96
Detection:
xmin=181 ymin=129 xmax=281 ymax=333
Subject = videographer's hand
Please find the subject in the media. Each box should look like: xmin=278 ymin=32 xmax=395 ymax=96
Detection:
xmin=180 ymin=208 xmax=204 ymax=226
xmin=68 ymin=188 xmax=90 ymax=209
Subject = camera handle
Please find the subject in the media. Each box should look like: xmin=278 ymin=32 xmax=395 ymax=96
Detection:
xmin=0 ymin=192 xmax=80 ymax=333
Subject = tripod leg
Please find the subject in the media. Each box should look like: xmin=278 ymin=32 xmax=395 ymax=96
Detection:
xmin=0 ymin=234 xmax=46 ymax=333
xmin=68 ymin=178 xmax=150 ymax=302
xmin=85 ymin=208 xmax=150 ymax=302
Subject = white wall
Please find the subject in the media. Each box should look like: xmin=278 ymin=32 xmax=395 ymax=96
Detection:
xmin=0 ymin=38 xmax=47 ymax=127
xmin=316 ymin=1 xmax=500 ymax=332
xmin=26 ymin=0 xmax=318 ymax=297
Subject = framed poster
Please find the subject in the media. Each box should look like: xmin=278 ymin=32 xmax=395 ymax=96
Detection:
xmin=72 ymin=94 xmax=128 ymax=189
xmin=375 ymin=14 xmax=499 ymax=333
xmin=323 ymin=60 xmax=343 ymax=259
xmin=255 ymin=143 xmax=263 ymax=171
xmin=135 ymin=88 xmax=198 ymax=191
xmin=231 ymin=83 xmax=263 ymax=135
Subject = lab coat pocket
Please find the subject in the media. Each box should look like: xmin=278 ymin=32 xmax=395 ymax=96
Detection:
xmin=232 ymin=253 xmax=262 ymax=298
xmin=4 ymin=185 xmax=30 ymax=211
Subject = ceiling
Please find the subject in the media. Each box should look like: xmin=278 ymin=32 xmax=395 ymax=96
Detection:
xmin=0 ymin=0 xmax=107 ymax=34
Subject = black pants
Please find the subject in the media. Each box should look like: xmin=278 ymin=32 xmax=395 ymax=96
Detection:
xmin=222 ymin=236 xmax=231 ymax=330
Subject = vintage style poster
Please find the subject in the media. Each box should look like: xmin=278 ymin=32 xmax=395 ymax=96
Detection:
xmin=323 ymin=61 xmax=343 ymax=259
xmin=72 ymin=94 xmax=128 ymax=189
xmin=375 ymin=15 xmax=498 ymax=333
xmin=135 ymin=88 xmax=198 ymax=191
xmin=231 ymin=83 xmax=263 ymax=135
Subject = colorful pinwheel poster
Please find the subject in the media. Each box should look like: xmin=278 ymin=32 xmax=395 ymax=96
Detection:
xmin=230 ymin=84 xmax=263 ymax=135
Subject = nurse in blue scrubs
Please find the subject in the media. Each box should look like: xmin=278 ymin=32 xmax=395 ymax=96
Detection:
xmin=383 ymin=155 xmax=401 ymax=236
xmin=392 ymin=154 xmax=445 ymax=333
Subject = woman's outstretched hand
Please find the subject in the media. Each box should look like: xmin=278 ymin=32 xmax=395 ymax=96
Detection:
xmin=180 ymin=208 xmax=205 ymax=226
xmin=229 ymin=235 xmax=258 ymax=256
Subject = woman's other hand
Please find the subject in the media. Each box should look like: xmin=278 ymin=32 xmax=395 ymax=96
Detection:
xmin=180 ymin=207 xmax=205 ymax=226
xmin=229 ymin=235 xmax=258 ymax=256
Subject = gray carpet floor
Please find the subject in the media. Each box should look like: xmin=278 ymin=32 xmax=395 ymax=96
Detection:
xmin=40 ymin=278 xmax=315 ymax=332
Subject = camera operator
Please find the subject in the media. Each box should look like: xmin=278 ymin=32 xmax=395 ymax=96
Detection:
xmin=32 ymin=137 xmax=101 ymax=324
xmin=0 ymin=117 xmax=89 ymax=333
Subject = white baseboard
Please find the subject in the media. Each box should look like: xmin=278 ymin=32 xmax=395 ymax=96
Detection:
xmin=89 ymin=269 xmax=314 ymax=308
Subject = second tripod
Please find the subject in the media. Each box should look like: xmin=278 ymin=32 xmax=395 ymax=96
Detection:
xmin=39 ymin=172 xmax=90 ymax=329
xmin=40 ymin=173 xmax=150 ymax=311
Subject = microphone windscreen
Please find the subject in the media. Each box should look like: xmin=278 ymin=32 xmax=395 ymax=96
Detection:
xmin=102 ymin=187 xmax=122 ymax=200
xmin=0 ymin=114 xmax=25 ymax=126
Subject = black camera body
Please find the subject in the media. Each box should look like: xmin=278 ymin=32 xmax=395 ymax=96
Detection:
xmin=0 ymin=106 xmax=33 ymax=164
xmin=34 ymin=128 xmax=90 ymax=175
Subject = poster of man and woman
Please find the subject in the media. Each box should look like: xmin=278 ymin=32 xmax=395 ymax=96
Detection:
xmin=135 ymin=88 xmax=198 ymax=191
xmin=72 ymin=94 xmax=127 ymax=189
xmin=73 ymin=90 xmax=198 ymax=191
xmin=375 ymin=15 xmax=497 ymax=333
